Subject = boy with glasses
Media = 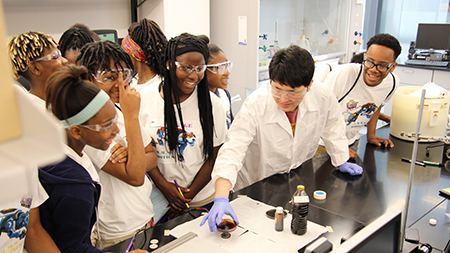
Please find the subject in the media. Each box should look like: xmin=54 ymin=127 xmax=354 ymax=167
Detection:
xmin=323 ymin=33 xmax=401 ymax=158
xmin=200 ymin=45 xmax=362 ymax=232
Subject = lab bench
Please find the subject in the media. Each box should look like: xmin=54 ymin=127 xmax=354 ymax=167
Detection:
xmin=108 ymin=126 xmax=450 ymax=252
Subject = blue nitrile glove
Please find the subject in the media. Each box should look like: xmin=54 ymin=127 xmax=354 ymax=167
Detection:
xmin=200 ymin=197 xmax=239 ymax=232
xmin=338 ymin=162 xmax=363 ymax=176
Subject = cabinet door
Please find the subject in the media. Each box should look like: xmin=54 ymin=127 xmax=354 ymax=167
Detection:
xmin=394 ymin=66 xmax=433 ymax=86
xmin=432 ymin=70 xmax=450 ymax=90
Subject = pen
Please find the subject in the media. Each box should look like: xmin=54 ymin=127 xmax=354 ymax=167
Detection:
xmin=174 ymin=180 xmax=190 ymax=209
xmin=123 ymin=237 xmax=135 ymax=253
xmin=401 ymin=157 xmax=426 ymax=167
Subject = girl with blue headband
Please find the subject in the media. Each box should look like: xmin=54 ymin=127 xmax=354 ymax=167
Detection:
xmin=39 ymin=65 xmax=146 ymax=253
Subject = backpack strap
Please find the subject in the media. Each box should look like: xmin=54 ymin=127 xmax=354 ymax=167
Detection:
xmin=223 ymin=89 xmax=234 ymax=122
xmin=338 ymin=64 xmax=363 ymax=103
xmin=385 ymin=72 xmax=396 ymax=100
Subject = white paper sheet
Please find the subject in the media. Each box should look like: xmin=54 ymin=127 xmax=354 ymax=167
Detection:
xmin=170 ymin=197 xmax=328 ymax=252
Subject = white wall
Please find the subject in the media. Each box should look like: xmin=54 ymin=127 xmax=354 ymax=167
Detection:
xmin=2 ymin=0 xmax=131 ymax=42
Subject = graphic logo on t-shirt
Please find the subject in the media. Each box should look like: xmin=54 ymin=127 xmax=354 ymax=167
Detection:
xmin=154 ymin=127 xmax=196 ymax=162
xmin=0 ymin=208 xmax=29 ymax=241
xmin=343 ymin=102 xmax=377 ymax=126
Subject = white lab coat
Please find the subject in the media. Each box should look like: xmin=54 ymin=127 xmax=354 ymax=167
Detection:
xmin=212 ymin=81 xmax=349 ymax=191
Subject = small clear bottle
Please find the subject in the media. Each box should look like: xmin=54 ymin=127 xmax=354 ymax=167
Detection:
xmin=275 ymin=206 xmax=284 ymax=231
xmin=291 ymin=185 xmax=309 ymax=235
xmin=296 ymin=35 xmax=311 ymax=52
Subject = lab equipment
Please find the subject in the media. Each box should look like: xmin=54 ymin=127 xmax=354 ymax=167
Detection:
xmin=405 ymin=59 xmax=449 ymax=67
xmin=216 ymin=219 xmax=237 ymax=239
xmin=199 ymin=197 xmax=239 ymax=232
xmin=296 ymin=35 xmax=311 ymax=52
xmin=275 ymin=206 xmax=284 ymax=231
xmin=291 ymin=185 xmax=309 ymax=235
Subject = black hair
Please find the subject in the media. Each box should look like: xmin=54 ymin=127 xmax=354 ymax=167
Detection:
xmin=71 ymin=23 xmax=102 ymax=42
xmin=163 ymin=33 xmax=213 ymax=162
xmin=128 ymin=18 xmax=167 ymax=76
xmin=76 ymin=40 xmax=134 ymax=76
xmin=58 ymin=27 xmax=94 ymax=57
xmin=367 ymin=33 xmax=402 ymax=60
xmin=269 ymin=44 xmax=314 ymax=88
xmin=207 ymin=43 xmax=223 ymax=62
xmin=45 ymin=65 xmax=100 ymax=123
xmin=350 ymin=52 xmax=365 ymax=64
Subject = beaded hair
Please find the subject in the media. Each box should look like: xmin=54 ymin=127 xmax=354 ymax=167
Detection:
xmin=8 ymin=31 xmax=57 ymax=79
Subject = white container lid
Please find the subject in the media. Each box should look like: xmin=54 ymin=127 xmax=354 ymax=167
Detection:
xmin=314 ymin=190 xmax=327 ymax=200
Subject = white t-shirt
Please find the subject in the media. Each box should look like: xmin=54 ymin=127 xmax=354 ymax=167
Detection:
xmin=130 ymin=74 xmax=162 ymax=93
xmin=323 ymin=63 xmax=398 ymax=144
xmin=142 ymin=86 xmax=227 ymax=203
xmin=84 ymin=107 xmax=154 ymax=240
xmin=214 ymin=89 xmax=232 ymax=129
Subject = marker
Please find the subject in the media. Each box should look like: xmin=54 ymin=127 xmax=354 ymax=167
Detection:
xmin=401 ymin=157 xmax=426 ymax=167
xmin=418 ymin=160 xmax=442 ymax=167
xmin=174 ymin=180 xmax=190 ymax=209
xmin=123 ymin=237 xmax=135 ymax=253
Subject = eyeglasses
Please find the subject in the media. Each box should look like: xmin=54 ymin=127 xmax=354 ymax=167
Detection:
xmin=363 ymin=56 xmax=395 ymax=73
xmin=268 ymin=82 xmax=307 ymax=101
xmin=175 ymin=61 xmax=207 ymax=75
xmin=78 ymin=114 xmax=118 ymax=132
xmin=92 ymin=68 xmax=134 ymax=85
xmin=35 ymin=50 xmax=62 ymax=62
xmin=207 ymin=61 xmax=233 ymax=75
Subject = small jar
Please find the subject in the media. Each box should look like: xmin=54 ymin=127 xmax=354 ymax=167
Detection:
xmin=275 ymin=206 xmax=284 ymax=231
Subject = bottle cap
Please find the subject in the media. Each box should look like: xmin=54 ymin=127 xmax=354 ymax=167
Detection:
xmin=297 ymin=185 xmax=305 ymax=191
xmin=429 ymin=218 xmax=437 ymax=226
xmin=314 ymin=190 xmax=327 ymax=200
xmin=276 ymin=206 xmax=283 ymax=213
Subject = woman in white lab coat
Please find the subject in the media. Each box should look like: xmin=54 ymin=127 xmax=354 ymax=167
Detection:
xmin=200 ymin=45 xmax=364 ymax=232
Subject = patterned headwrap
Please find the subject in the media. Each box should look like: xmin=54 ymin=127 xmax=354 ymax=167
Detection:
xmin=121 ymin=34 xmax=148 ymax=64
xmin=8 ymin=31 xmax=57 ymax=79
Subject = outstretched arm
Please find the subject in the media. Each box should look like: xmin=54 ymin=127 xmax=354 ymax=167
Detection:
xmin=367 ymin=106 xmax=394 ymax=148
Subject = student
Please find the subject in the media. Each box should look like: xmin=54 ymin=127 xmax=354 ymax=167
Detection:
xmin=40 ymin=65 xmax=145 ymax=253
xmin=200 ymin=45 xmax=363 ymax=232
xmin=323 ymin=33 xmax=401 ymax=156
xmin=122 ymin=18 xmax=167 ymax=92
xmin=206 ymin=43 xmax=234 ymax=128
xmin=145 ymin=33 xmax=227 ymax=217
xmin=8 ymin=31 xmax=68 ymax=107
xmin=76 ymin=41 xmax=157 ymax=248
xmin=58 ymin=27 xmax=94 ymax=64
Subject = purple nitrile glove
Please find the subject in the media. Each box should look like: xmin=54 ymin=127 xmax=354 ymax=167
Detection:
xmin=338 ymin=161 xmax=363 ymax=176
xmin=200 ymin=197 xmax=239 ymax=232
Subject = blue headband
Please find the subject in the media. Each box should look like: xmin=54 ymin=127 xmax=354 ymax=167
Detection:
xmin=60 ymin=90 xmax=110 ymax=129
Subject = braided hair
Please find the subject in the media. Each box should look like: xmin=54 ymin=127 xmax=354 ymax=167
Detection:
xmin=45 ymin=65 xmax=100 ymax=122
xmin=163 ymin=33 xmax=213 ymax=162
xmin=76 ymin=40 xmax=134 ymax=76
xmin=58 ymin=27 xmax=94 ymax=57
xmin=128 ymin=18 xmax=167 ymax=76
xmin=8 ymin=31 xmax=57 ymax=79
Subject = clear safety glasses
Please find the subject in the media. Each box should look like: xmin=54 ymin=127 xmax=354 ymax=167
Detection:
xmin=35 ymin=49 xmax=62 ymax=62
xmin=363 ymin=55 xmax=395 ymax=73
xmin=78 ymin=114 xmax=118 ymax=132
xmin=175 ymin=61 xmax=207 ymax=75
xmin=207 ymin=61 xmax=233 ymax=75
xmin=268 ymin=82 xmax=307 ymax=101
xmin=92 ymin=68 xmax=135 ymax=85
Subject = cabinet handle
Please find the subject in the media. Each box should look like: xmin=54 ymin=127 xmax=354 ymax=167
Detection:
xmin=402 ymin=69 xmax=415 ymax=74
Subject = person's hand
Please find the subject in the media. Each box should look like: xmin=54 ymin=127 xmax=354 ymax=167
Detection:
xmin=109 ymin=143 xmax=127 ymax=164
xmin=200 ymin=197 xmax=239 ymax=232
xmin=349 ymin=148 xmax=357 ymax=160
xmin=338 ymin=162 xmax=363 ymax=176
xmin=368 ymin=135 xmax=394 ymax=148
xmin=118 ymin=72 xmax=141 ymax=118
xmin=161 ymin=181 xmax=191 ymax=211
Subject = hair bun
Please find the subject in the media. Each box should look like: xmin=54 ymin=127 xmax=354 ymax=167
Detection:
xmin=197 ymin=34 xmax=210 ymax=44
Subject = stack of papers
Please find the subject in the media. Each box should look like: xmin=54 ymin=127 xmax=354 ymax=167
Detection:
xmin=169 ymin=197 xmax=328 ymax=253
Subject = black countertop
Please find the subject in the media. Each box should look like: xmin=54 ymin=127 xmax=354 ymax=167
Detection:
xmin=108 ymin=126 xmax=450 ymax=252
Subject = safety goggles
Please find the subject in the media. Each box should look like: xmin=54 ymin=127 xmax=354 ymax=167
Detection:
xmin=268 ymin=82 xmax=307 ymax=101
xmin=363 ymin=55 xmax=395 ymax=73
xmin=35 ymin=49 xmax=62 ymax=62
xmin=207 ymin=61 xmax=233 ymax=75
xmin=175 ymin=61 xmax=207 ymax=75
xmin=78 ymin=114 xmax=118 ymax=132
xmin=92 ymin=68 xmax=134 ymax=85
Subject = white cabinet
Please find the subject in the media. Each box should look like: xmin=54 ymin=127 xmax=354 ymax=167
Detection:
xmin=432 ymin=70 xmax=450 ymax=90
xmin=393 ymin=66 xmax=433 ymax=86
